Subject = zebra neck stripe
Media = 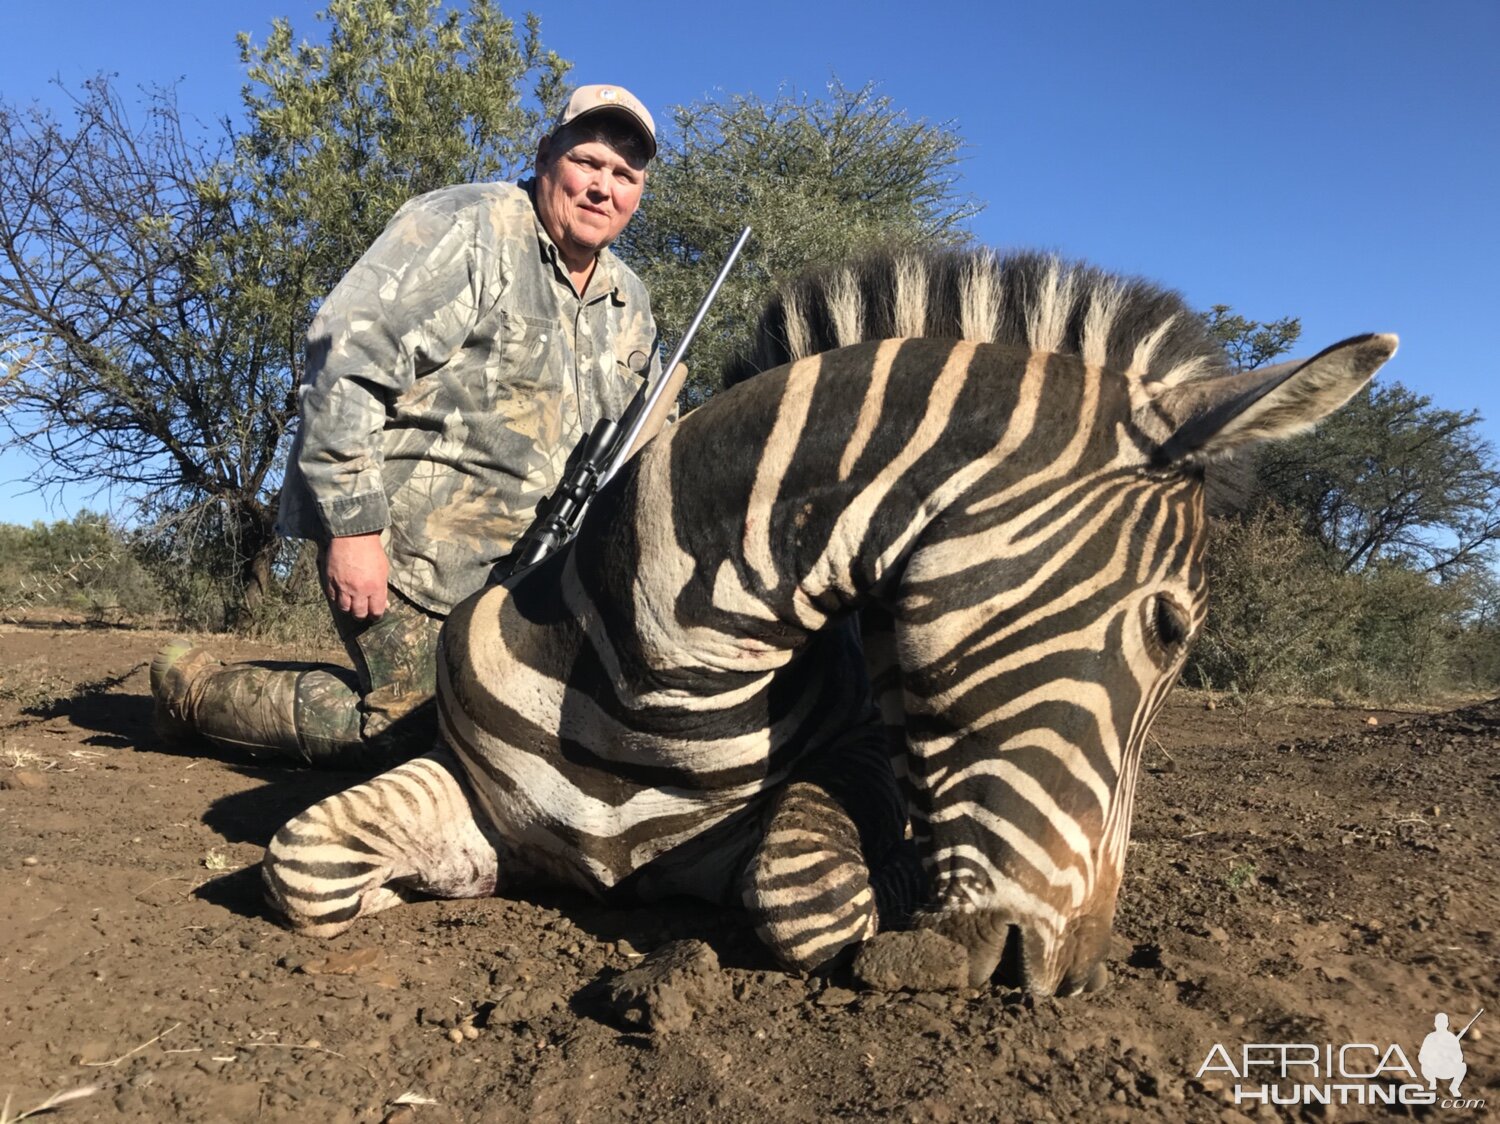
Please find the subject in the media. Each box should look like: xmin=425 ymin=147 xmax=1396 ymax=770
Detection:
xmin=744 ymin=353 xmax=823 ymax=589
xmin=802 ymin=340 xmax=980 ymax=595
xmin=837 ymin=338 xmax=903 ymax=481
xmin=920 ymin=346 xmax=1054 ymax=523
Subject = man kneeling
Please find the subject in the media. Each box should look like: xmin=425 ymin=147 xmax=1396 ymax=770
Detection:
xmin=152 ymin=85 xmax=669 ymax=768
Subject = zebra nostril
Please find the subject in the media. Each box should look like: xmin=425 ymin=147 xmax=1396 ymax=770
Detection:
xmin=917 ymin=910 xmax=1112 ymax=996
xmin=964 ymin=928 xmax=1006 ymax=989
xmin=1054 ymin=913 xmax=1114 ymax=997
xmin=1055 ymin=957 xmax=1110 ymax=997
xmin=991 ymin=922 xmax=1027 ymax=989
xmin=910 ymin=908 xmax=1117 ymax=995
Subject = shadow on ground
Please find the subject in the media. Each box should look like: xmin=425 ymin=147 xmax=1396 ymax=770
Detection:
xmin=14 ymin=665 xmax=151 ymax=745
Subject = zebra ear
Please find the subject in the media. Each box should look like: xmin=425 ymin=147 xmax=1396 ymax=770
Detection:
xmin=1149 ymin=333 xmax=1398 ymax=463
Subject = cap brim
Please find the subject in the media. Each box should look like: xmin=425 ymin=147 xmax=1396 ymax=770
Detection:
xmin=567 ymin=105 xmax=657 ymax=161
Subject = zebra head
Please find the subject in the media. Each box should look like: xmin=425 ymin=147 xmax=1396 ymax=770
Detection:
xmin=890 ymin=331 xmax=1398 ymax=995
xmin=733 ymin=252 xmax=1396 ymax=994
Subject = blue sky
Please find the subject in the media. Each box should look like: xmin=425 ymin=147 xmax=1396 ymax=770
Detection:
xmin=2 ymin=0 xmax=1496 ymax=524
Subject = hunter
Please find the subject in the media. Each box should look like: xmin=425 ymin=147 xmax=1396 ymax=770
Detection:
xmin=152 ymin=84 xmax=675 ymax=768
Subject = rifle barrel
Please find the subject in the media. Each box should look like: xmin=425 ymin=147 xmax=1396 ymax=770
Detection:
xmin=1458 ymin=1007 xmax=1484 ymax=1038
xmin=604 ymin=226 xmax=752 ymax=486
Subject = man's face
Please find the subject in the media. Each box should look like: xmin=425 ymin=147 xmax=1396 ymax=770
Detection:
xmin=534 ymin=133 xmax=647 ymax=270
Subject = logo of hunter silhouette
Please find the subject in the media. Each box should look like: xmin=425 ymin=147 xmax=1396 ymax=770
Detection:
xmin=1421 ymin=1009 xmax=1482 ymax=1097
xmin=1196 ymin=1007 xmax=1486 ymax=1109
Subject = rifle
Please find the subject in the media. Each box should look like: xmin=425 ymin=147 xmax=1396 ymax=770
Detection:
xmin=491 ymin=226 xmax=752 ymax=582
xmin=1457 ymin=1008 xmax=1484 ymax=1039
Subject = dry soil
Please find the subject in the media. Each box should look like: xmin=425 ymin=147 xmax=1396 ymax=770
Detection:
xmin=2 ymin=620 xmax=1496 ymax=1122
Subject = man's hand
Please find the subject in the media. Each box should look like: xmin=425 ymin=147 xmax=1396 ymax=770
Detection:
xmin=324 ymin=532 xmax=389 ymax=620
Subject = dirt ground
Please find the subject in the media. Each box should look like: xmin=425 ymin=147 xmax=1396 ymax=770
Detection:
xmin=2 ymin=619 xmax=1496 ymax=1123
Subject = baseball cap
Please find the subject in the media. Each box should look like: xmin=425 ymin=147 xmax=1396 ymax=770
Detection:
xmin=551 ymin=84 xmax=657 ymax=160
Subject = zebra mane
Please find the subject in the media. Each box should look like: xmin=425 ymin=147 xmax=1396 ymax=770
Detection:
xmin=723 ymin=248 xmax=1232 ymax=389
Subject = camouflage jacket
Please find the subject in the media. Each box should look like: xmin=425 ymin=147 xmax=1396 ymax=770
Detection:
xmin=277 ymin=180 xmax=663 ymax=615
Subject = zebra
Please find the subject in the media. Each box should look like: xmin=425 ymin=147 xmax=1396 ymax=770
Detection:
xmin=261 ymin=247 xmax=1396 ymax=995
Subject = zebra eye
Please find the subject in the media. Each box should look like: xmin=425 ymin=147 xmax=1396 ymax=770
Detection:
xmin=1151 ymin=594 xmax=1191 ymax=649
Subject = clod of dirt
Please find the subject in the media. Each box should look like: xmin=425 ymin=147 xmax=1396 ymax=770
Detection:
xmin=852 ymin=929 xmax=969 ymax=992
xmin=601 ymin=939 xmax=727 ymax=1033
xmin=487 ymin=987 xmax=564 ymax=1026
xmin=0 ymin=770 xmax=48 ymax=791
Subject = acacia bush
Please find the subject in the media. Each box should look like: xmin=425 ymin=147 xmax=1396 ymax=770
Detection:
xmin=1446 ymin=578 xmax=1500 ymax=691
xmin=1188 ymin=507 xmax=1361 ymax=698
xmin=0 ymin=511 xmax=336 ymax=642
xmin=0 ymin=514 xmax=158 ymax=623
xmin=1188 ymin=506 xmax=1495 ymax=701
xmin=126 ymin=513 xmax=335 ymax=641
xmin=1348 ymin=564 xmax=1471 ymax=698
xmin=239 ymin=542 xmax=338 ymax=649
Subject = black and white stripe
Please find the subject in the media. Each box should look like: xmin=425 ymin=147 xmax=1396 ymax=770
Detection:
xmin=263 ymin=751 xmax=500 ymax=936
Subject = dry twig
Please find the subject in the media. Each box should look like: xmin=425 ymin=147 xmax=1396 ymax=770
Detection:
xmin=79 ymin=1021 xmax=181 ymax=1068
xmin=0 ymin=1084 xmax=100 ymax=1122
xmin=238 ymin=1041 xmax=347 ymax=1059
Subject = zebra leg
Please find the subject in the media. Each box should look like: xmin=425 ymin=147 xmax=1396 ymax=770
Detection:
xmin=741 ymin=781 xmax=876 ymax=972
xmin=262 ymin=747 xmax=500 ymax=937
xmin=739 ymin=726 xmax=919 ymax=972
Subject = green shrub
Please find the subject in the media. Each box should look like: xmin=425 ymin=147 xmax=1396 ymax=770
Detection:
xmin=1188 ymin=507 xmax=1360 ymax=697
xmin=1189 ymin=506 xmax=1499 ymax=701
xmin=1347 ymin=564 xmax=1468 ymax=698
xmin=0 ymin=513 xmax=160 ymax=623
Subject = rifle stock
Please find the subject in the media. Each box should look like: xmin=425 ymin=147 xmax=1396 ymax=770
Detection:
xmin=626 ymin=360 xmax=689 ymax=461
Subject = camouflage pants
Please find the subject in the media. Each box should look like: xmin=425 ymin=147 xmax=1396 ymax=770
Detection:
xmin=177 ymin=585 xmax=444 ymax=769
xmin=307 ymin=588 xmax=446 ymax=767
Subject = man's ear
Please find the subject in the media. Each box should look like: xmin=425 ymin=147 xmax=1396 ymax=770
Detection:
xmin=535 ymin=135 xmax=552 ymax=170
